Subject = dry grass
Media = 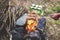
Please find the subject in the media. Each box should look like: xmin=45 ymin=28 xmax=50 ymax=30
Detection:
xmin=46 ymin=17 xmax=60 ymax=40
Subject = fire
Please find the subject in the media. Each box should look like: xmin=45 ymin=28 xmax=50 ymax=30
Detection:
xmin=26 ymin=19 xmax=38 ymax=32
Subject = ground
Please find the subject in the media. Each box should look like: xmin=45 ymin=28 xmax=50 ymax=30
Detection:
xmin=46 ymin=17 xmax=60 ymax=40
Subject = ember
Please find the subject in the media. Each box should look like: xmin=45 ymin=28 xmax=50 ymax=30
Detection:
xmin=26 ymin=19 xmax=38 ymax=32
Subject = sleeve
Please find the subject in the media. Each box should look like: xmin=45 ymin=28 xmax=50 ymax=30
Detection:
xmin=36 ymin=17 xmax=46 ymax=29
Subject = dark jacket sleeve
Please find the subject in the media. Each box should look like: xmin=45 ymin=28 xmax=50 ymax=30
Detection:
xmin=36 ymin=17 xmax=46 ymax=29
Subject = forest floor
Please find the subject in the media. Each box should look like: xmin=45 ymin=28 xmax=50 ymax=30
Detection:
xmin=46 ymin=17 xmax=60 ymax=40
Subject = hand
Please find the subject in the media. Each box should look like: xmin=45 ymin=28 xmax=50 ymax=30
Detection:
xmin=50 ymin=13 xmax=60 ymax=20
xmin=27 ymin=13 xmax=38 ymax=22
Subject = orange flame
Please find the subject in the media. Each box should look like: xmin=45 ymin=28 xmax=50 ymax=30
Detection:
xmin=26 ymin=19 xmax=38 ymax=32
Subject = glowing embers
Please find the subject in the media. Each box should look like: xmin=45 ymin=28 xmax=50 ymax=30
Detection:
xmin=26 ymin=19 xmax=38 ymax=32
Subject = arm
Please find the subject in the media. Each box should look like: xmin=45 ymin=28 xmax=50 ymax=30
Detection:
xmin=36 ymin=17 xmax=46 ymax=29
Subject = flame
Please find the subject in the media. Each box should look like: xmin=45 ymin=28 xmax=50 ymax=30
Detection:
xmin=26 ymin=19 xmax=38 ymax=32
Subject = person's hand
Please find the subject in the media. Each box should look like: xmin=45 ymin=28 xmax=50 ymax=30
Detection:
xmin=50 ymin=13 xmax=60 ymax=20
xmin=27 ymin=13 xmax=38 ymax=22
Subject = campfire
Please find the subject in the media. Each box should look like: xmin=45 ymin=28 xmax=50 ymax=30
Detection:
xmin=26 ymin=18 xmax=38 ymax=33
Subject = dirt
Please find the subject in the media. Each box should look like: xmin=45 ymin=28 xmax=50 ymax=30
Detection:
xmin=46 ymin=17 xmax=60 ymax=40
